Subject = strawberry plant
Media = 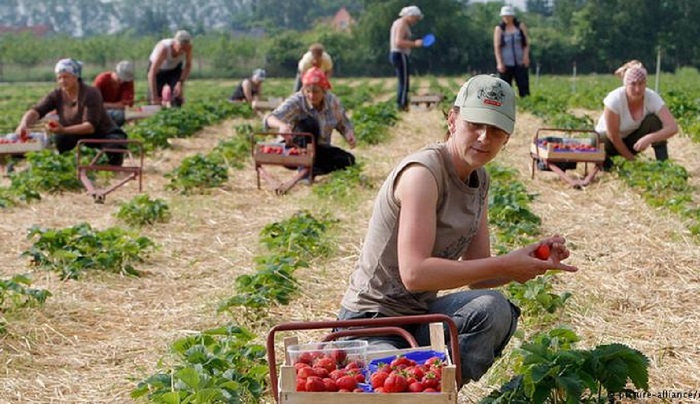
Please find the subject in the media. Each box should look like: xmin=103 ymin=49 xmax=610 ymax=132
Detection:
xmin=8 ymin=149 xmax=82 ymax=200
xmin=0 ymin=274 xmax=52 ymax=334
xmin=23 ymin=223 xmax=156 ymax=280
xmin=259 ymin=210 xmax=335 ymax=258
xmin=165 ymin=153 xmax=229 ymax=195
xmin=115 ymin=194 xmax=171 ymax=227
xmin=0 ymin=187 xmax=18 ymax=208
xmin=505 ymin=274 xmax=571 ymax=323
xmin=219 ymin=210 xmax=335 ymax=317
xmin=482 ymin=327 xmax=649 ymax=404
xmin=612 ymin=157 xmax=700 ymax=236
xmin=0 ymin=274 xmax=51 ymax=325
xmin=131 ymin=324 xmax=268 ymax=403
xmin=209 ymin=124 xmax=254 ymax=170
xmin=0 ymin=274 xmax=51 ymax=309
xmin=486 ymin=164 xmax=542 ymax=251
xmin=218 ymin=254 xmax=305 ymax=314
xmin=311 ymin=162 xmax=372 ymax=201
xmin=353 ymin=101 xmax=399 ymax=145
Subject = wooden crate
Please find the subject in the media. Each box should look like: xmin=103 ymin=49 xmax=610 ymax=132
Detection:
xmin=0 ymin=132 xmax=47 ymax=155
xmin=253 ymin=142 xmax=313 ymax=166
xmin=530 ymin=141 xmax=605 ymax=163
xmin=124 ymin=105 xmax=162 ymax=121
xmin=0 ymin=141 xmax=44 ymax=154
xmin=409 ymin=94 xmax=444 ymax=108
xmin=277 ymin=322 xmax=458 ymax=404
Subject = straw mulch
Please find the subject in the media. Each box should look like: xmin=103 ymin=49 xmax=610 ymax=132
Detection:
xmin=0 ymin=81 xmax=698 ymax=403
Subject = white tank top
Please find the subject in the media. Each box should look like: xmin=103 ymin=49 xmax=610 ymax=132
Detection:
xmin=149 ymin=39 xmax=186 ymax=71
xmin=390 ymin=19 xmax=412 ymax=55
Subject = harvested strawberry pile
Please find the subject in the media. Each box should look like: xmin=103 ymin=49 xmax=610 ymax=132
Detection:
xmin=292 ymin=346 xmax=448 ymax=394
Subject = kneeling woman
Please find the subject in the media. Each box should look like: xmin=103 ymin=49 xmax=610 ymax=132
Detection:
xmin=264 ymin=67 xmax=356 ymax=191
xmin=595 ymin=60 xmax=679 ymax=170
xmin=15 ymin=58 xmax=128 ymax=166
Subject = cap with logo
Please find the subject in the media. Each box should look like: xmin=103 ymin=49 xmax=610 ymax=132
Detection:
xmin=454 ymin=75 xmax=516 ymax=135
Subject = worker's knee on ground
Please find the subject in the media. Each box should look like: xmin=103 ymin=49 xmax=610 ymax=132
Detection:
xmin=452 ymin=291 xmax=515 ymax=336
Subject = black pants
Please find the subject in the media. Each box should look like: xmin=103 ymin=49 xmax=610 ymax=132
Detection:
xmin=146 ymin=62 xmax=184 ymax=107
xmin=498 ymin=65 xmax=530 ymax=97
xmin=602 ymin=114 xmax=668 ymax=170
xmin=55 ymin=128 xmax=128 ymax=166
xmin=290 ymin=116 xmax=355 ymax=176
xmin=313 ymin=145 xmax=355 ymax=176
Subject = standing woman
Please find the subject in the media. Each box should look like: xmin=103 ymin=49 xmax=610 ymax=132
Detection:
xmin=389 ymin=5 xmax=424 ymax=111
xmin=493 ymin=6 xmax=530 ymax=97
xmin=595 ymin=60 xmax=678 ymax=170
xmin=147 ymin=30 xmax=193 ymax=107
xmin=14 ymin=59 xmax=127 ymax=165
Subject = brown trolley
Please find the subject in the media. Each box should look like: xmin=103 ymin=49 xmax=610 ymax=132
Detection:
xmin=76 ymin=139 xmax=144 ymax=203
xmin=530 ymin=127 xmax=606 ymax=188
xmin=251 ymin=132 xmax=315 ymax=195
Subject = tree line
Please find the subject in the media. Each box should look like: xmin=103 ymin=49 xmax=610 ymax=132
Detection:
xmin=1 ymin=0 xmax=700 ymax=82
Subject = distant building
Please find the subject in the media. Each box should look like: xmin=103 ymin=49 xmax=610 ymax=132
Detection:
xmin=0 ymin=25 xmax=53 ymax=36
xmin=332 ymin=7 xmax=355 ymax=32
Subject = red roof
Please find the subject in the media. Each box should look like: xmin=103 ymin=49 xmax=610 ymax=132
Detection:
xmin=332 ymin=7 xmax=355 ymax=31
xmin=0 ymin=25 xmax=52 ymax=36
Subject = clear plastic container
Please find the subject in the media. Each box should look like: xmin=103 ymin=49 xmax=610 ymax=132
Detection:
xmin=287 ymin=340 xmax=368 ymax=369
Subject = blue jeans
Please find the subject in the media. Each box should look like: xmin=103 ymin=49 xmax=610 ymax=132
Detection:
xmin=338 ymin=290 xmax=520 ymax=387
xmin=390 ymin=52 xmax=410 ymax=110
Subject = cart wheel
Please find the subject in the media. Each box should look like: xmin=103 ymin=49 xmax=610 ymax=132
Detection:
xmin=530 ymin=158 xmax=536 ymax=179
xmin=94 ymin=195 xmax=105 ymax=204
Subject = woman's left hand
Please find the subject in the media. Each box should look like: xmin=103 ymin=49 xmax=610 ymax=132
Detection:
xmin=174 ymin=81 xmax=184 ymax=98
xmin=45 ymin=121 xmax=63 ymax=134
xmin=345 ymin=132 xmax=356 ymax=149
xmin=633 ymin=135 xmax=653 ymax=152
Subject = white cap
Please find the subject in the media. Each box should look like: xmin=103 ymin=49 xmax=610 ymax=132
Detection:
xmin=252 ymin=68 xmax=266 ymax=81
xmin=454 ymin=75 xmax=516 ymax=135
xmin=115 ymin=60 xmax=134 ymax=82
xmin=500 ymin=6 xmax=516 ymax=16
xmin=399 ymin=5 xmax=423 ymax=19
xmin=174 ymin=30 xmax=192 ymax=44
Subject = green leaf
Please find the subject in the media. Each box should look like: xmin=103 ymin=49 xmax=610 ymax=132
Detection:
xmin=157 ymin=391 xmax=182 ymax=404
xmin=175 ymin=367 xmax=201 ymax=390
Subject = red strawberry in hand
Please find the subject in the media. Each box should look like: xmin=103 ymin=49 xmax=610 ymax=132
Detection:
xmin=534 ymin=244 xmax=551 ymax=260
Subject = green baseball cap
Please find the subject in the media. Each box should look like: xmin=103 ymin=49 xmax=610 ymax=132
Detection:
xmin=454 ymin=75 xmax=516 ymax=135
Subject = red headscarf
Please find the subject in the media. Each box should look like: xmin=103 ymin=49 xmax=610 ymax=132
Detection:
xmin=302 ymin=66 xmax=332 ymax=90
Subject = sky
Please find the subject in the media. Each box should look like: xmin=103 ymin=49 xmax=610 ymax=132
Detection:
xmin=470 ymin=0 xmax=528 ymax=11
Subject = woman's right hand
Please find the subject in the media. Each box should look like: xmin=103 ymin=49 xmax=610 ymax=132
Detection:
xmin=15 ymin=124 xmax=29 ymax=138
xmin=506 ymin=236 xmax=578 ymax=283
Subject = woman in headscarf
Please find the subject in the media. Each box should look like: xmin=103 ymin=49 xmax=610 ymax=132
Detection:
xmin=15 ymin=58 xmax=128 ymax=165
xmin=264 ymin=67 xmax=356 ymax=193
xmin=595 ymin=60 xmax=679 ymax=170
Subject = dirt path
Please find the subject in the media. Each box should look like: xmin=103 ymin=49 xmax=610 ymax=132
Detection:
xmin=0 ymin=94 xmax=698 ymax=403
